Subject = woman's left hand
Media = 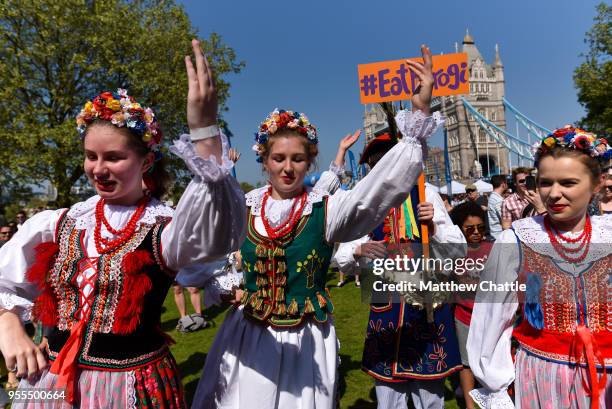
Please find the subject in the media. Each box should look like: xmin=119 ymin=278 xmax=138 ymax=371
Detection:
xmin=407 ymin=45 xmax=434 ymax=115
xmin=338 ymin=130 xmax=361 ymax=152
xmin=185 ymin=39 xmax=218 ymax=130
xmin=334 ymin=130 xmax=361 ymax=167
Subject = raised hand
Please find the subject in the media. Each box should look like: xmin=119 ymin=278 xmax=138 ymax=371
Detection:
xmin=228 ymin=148 xmax=241 ymax=164
xmin=339 ymin=130 xmax=361 ymax=152
xmin=406 ymin=45 xmax=434 ymax=115
xmin=185 ymin=39 xmax=218 ymax=130
xmin=334 ymin=129 xmax=361 ymax=168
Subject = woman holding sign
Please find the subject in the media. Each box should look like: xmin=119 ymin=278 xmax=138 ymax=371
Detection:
xmin=467 ymin=128 xmax=612 ymax=408
xmin=191 ymin=45 xmax=444 ymax=409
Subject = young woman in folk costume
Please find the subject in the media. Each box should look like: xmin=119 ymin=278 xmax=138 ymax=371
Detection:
xmin=0 ymin=40 xmax=246 ymax=408
xmin=467 ymin=127 xmax=612 ymax=409
xmin=190 ymin=45 xmax=442 ymax=409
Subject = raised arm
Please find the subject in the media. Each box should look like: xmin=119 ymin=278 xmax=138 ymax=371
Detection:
xmin=325 ymin=46 xmax=443 ymax=243
xmin=161 ymin=40 xmax=246 ymax=270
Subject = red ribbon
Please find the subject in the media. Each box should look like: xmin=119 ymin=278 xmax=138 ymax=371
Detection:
xmin=49 ymin=320 xmax=87 ymax=404
xmin=571 ymin=325 xmax=607 ymax=409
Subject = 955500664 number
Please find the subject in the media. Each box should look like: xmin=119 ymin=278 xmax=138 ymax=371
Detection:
xmin=8 ymin=388 xmax=66 ymax=403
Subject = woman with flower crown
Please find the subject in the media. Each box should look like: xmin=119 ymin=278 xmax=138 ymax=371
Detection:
xmin=189 ymin=45 xmax=444 ymax=409
xmin=0 ymin=40 xmax=246 ymax=408
xmin=467 ymin=127 xmax=612 ymax=409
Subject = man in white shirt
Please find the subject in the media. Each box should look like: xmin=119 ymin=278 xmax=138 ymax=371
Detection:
xmin=487 ymin=175 xmax=507 ymax=240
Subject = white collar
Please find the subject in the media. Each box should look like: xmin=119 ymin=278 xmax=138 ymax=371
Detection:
xmin=245 ymin=185 xmax=326 ymax=217
xmin=513 ymin=215 xmax=612 ymax=263
xmin=67 ymin=195 xmax=174 ymax=230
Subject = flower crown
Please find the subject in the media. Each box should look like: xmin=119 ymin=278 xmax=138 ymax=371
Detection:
xmin=252 ymin=108 xmax=317 ymax=162
xmin=76 ymin=89 xmax=163 ymax=159
xmin=533 ymin=125 xmax=611 ymax=166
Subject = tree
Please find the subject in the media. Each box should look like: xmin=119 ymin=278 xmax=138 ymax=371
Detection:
xmin=0 ymin=0 xmax=244 ymax=207
xmin=574 ymin=3 xmax=611 ymax=136
xmin=239 ymin=181 xmax=255 ymax=193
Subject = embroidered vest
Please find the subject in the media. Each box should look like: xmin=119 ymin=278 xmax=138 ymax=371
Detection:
xmin=28 ymin=210 xmax=174 ymax=370
xmin=240 ymin=198 xmax=334 ymax=328
xmin=513 ymin=244 xmax=612 ymax=368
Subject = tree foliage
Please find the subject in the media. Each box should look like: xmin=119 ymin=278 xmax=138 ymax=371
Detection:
xmin=0 ymin=0 xmax=244 ymax=207
xmin=574 ymin=2 xmax=611 ymax=136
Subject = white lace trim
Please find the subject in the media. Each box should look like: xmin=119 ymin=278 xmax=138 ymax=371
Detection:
xmin=469 ymin=388 xmax=514 ymax=409
xmin=169 ymin=130 xmax=233 ymax=182
xmin=203 ymin=267 xmax=243 ymax=308
xmin=394 ymin=110 xmax=445 ymax=143
xmin=68 ymin=196 xmax=173 ymax=230
xmin=328 ymin=161 xmax=345 ymax=177
xmin=126 ymin=371 xmax=137 ymax=409
xmin=244 ymin=185 xmax=326 ymax=226
xmin=513 ymin=215 xmax=612 ymax=263
xmin=0 ymin=292 xmax=32 ymax=322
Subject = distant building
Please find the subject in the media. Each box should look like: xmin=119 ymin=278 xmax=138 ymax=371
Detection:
xmin=442 ymin=30 xmax=510 ymax=181
xmin=424 ymin=147 xmax=446 ymax=186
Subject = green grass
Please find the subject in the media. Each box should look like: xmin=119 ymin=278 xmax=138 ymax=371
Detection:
xmin=163 ymin=273 xmax=462 ymax=409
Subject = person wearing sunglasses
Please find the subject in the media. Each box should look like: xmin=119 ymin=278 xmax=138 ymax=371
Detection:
xmin=592 ymin=174 xmax=612 ymax=215
xmin=449 ymin=201 xmax=492 ymax=409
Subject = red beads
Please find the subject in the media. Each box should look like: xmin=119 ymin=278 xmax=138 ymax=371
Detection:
xmin=544 ymin=215 xmax=592 ymax=263
xmin=261 ymin=188 xmax=307 ymax=239
xmin=94 ymin=196 xmax=149 ymax=254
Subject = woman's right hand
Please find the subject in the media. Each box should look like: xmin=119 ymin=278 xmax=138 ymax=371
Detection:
xmin=185 ymin=39 xmax=218 ymax=130
xmin=0 ymin=310 xmax=47 ymax=379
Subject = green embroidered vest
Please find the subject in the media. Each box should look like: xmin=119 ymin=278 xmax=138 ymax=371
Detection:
xmin=240 ymin=198 xmax=334 ymax=327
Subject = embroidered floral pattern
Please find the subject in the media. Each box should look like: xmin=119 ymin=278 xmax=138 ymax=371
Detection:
xmin=296 ymin=249 xmax=323 ymax=289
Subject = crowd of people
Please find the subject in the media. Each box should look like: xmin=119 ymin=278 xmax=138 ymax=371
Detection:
xmin=0 ymin=38 xmax=610 ymax=409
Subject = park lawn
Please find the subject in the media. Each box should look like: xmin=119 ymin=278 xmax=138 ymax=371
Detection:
xmin=164 ymin=273 xmax=461 ymax=409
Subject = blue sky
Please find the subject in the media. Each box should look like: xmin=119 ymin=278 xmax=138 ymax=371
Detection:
xmin=178 ymin=0 xmax=601 ymax=185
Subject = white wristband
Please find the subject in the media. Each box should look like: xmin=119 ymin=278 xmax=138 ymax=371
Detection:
xmin=190 ymin=124 xmax=220 ymax=141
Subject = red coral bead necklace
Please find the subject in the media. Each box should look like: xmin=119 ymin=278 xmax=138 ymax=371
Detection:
xmin=94 ymin=196 xmax=149 ymax=254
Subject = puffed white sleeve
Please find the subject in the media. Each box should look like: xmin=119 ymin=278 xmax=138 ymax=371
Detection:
xmin=467 ymin=229 xmax=520 ymax=409
xmin=161 ymin=131 xmax=247 ymax=271
xmin=0 ymin=210 xmax=64 ymax=321
xmin=333 ymin=235 xmax=370 ymax=275
xmin=325 ymin=110 xmax=444 ymax=243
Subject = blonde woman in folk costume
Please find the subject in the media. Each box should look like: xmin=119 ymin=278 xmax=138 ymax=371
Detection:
xmin=0 ymin=40 xmax=246 ymax=408
xmin=191 ymin=45 xmax=445 ymax=409
xmin=467 ymin=127 xmax=612 ymax=409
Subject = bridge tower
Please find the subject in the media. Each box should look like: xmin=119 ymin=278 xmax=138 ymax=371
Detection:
xmin=442 ymin=30 xmax=510 ymax=180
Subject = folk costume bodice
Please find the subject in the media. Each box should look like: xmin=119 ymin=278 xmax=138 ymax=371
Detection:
xmin=29 ymin=209 xmax=174 ymax=369
xmin=240 ymin=196 xmax=334 ymax=328
xmin=513 ymin=244 xmax=612 ymax=368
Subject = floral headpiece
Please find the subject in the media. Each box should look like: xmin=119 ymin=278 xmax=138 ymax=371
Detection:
xmin=252 ymin=108 xmax=317 ymax=162
xmin=533 ymin=125 xmax=611 ymax=166
xmin=76 ymin=89 xmax=163 ymax=159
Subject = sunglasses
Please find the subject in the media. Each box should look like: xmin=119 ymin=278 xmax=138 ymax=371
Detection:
xmin=517 ymin=179 xmax=526 ymax=184
xmin=606 ymin=185 xmax=612 ymax=192
xmin=463 ymin=224 xmax=486 ymax=235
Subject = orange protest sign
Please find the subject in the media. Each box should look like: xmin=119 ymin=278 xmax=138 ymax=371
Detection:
xmin=357 ymin=53 xmax=469 ymax=104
